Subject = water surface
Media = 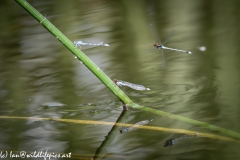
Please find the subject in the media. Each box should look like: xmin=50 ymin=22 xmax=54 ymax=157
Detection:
xmin=0 ymin=0 xmax=240 ymax=159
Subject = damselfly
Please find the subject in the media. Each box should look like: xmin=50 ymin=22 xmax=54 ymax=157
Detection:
xmin=164 ymin=133 xmax=199 ymax=147
xmin=149 ymin=24 xmax=192 ymax=64
xmin=154 ymin=43 xmax=192 ymax=54
xmin=114 ymin=79 xmax=150 ymax=91
xmin=74 ymin=40 xmax=110 ymax=49
xmin=120 ymin=119 xmax=153 ymax=134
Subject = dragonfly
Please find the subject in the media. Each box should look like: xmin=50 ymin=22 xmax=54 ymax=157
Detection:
xmin=114 ymin=79 xmax=150 ymax=91
xmin=74 ymin=40 xmax=110 ymax=49
xmin=120 ymin=119 xmax=153 ymax=134
xmin=149 ymin=24 xmax=192 ymax=66
xmin=164 ymin=133 xmax=199 ymax=147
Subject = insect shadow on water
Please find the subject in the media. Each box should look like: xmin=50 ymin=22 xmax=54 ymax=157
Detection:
xmin=161 ymin=132 xmax=199 ymax=158
xmin=164 ymin=133 xmax=199 ymax=147
xmin=148 ymin=24 xmax=192 ymax=68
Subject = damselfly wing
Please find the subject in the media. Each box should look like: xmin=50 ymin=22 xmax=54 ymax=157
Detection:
xmin=114 ymin=79 xmax=150 ymax=91
xmin=74 ymin=40 xmax=110 ymax=49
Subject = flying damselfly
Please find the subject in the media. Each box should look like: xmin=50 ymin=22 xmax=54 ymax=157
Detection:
xmin=149 ymin=24 xmax=192 ymax=66
xmin=114 ymin=79 xmax=150 ymax=91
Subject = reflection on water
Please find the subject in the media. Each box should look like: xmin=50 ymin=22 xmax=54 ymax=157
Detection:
xmin=0 ymin=0 xmax=240 ymax=159
xmin=120 ymin=119 xmax=153 ymax=133
xmin=164 ymin=133 xmax=199 ymax=147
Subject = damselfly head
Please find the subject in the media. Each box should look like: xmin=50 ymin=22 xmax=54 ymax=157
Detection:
xmin=113 ymin=79 xmax=118 ymax=84
xmin=153 ymin=43 xmax=162 ymax=48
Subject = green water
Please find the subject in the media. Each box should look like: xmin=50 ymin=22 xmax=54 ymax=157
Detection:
xmin=0 ymin=0 xmax=240 ymax=159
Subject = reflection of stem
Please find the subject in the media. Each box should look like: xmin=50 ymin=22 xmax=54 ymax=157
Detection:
xmin=92 ymin=105 xmax=132 ymax=160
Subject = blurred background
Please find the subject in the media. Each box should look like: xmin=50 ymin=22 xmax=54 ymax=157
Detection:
xmin=0 ymin=0 xmax=240 ymax=159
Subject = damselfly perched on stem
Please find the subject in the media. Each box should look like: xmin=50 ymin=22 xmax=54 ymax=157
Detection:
xmin=114 ymin=79 xmax=150 ymax=91
xmin=120 ymin=119 xmax=153 ymax=134
xmin=74 ymin=40 xmax=110 ymax=49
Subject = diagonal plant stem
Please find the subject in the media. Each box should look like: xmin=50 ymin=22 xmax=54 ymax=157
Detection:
xmin=15 ymin=0 xmax=240 ymax=140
